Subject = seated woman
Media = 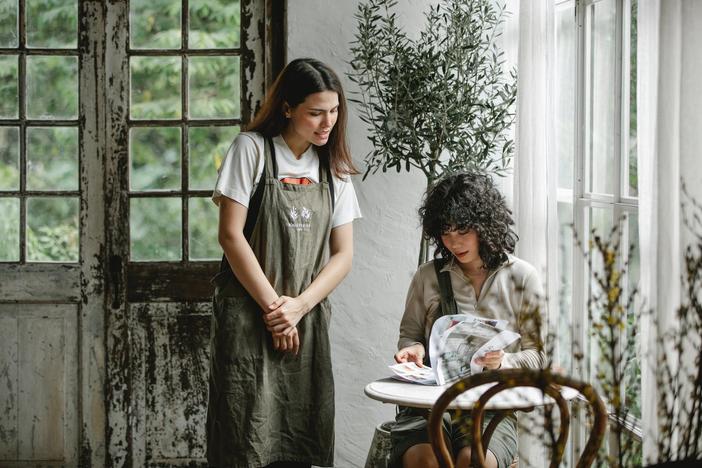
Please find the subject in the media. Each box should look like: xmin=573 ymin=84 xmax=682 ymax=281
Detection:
xmin=390 ymin=170 xmax=546 ymax=468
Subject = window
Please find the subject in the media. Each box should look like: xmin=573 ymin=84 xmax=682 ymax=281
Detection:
xmin=127 ymin=0 xmax=241 ymax=263
xmin=0 ymin=0 xmax=80 ymax=263
xmin=554 ymin=0 xmax=641 ymax=461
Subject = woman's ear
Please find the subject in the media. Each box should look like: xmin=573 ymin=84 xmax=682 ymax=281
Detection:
xmin=283 ymin=102 xmax=291 ymax=118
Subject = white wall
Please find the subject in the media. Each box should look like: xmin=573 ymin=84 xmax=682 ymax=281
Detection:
xmin=286 ymin=1 xmax=430 ymax=466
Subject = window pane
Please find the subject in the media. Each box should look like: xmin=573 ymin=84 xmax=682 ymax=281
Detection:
xmin=130 ymin=56 xmax=181 ymax=120
xmin=26 ymin=56 xmax=79 ymax=119
xmin=189 ymin=0 xmax=240 ymax=49
xmin=589 ymin=0 xmax=616 ymax=195
xmin=0 ymin=197 xmax=19 ymax=261
xmin=625 ymin=212 xmax=641 ymax=419
xmin=557 ymin=202 xmax=574 ymax=371
xmin=556 ymin=5 xmax=575 ymax=190
xmin=188 ymin=56 xmax=240 ymax=118
xmin=189 ymin=126 xmax=238 ymax=189
xmin=26 ymin=196 xmax=79 ymax=262
xmin=628 ymin=0 xmax=638 ymax=197
xmin=189 ymin=197 xmax=218 ymax=260
xmin=130 ymin=0 xmax=181 ymax=49
xmin=27 ymin=127 xmax=79 ymax=191
xmin=0 ymin=55 xmax=18 ymax=118
xmin=130 ymin=127 xmax=181 ymax=190
xmin=0 ymin=127 xmax=19 ymax=190
xmin=587 ymin=206 xmax=614 ymax=381
xmin=130 ymin=197 xmax=181 ymax=261
xmin=26 ymin=0 xmax=77 ymax=48
xmin=0 ymin=0 xmax=18 ymax=47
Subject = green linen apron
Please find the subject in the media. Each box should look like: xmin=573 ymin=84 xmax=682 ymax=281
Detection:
xmin=207 ymin=136 xmax=335 ymax=467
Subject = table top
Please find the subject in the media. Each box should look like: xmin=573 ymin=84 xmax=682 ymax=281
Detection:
xmin=364 ymin=377 xmax=580 ymax=411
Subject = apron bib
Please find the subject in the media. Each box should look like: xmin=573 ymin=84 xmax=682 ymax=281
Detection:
xmin=207 ymin=136 xmax=335 ymax=467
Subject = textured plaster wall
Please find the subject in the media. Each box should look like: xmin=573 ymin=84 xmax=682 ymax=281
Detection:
xmin=286 ymin=1 xmax=431 ymax=466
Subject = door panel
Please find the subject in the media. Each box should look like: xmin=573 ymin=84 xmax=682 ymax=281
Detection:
xmin=130 ymin=302 xmax=211 ymax=466
xmin=0 ymin=304 xmax=78 ymax=464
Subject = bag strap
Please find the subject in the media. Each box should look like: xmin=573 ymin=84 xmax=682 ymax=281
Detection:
xmin=434 ymin=257 xmax=458 ymax=317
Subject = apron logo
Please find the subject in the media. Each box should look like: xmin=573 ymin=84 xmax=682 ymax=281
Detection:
xmin=287 ymin=205 xmax=312 ymax=230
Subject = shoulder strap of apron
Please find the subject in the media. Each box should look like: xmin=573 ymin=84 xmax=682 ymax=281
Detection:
xmin=319 ymin=154 xmax=335 ymax=213
xmin=217 ymin=135 xmax=274 ymax=276
xmin=434 ymin=257 xmax=458 ymax=317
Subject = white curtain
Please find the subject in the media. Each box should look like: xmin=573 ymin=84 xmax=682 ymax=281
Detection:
xmin=638 ymin=0 xmax=702 ymax=462
xmin=509 ymin=1 xmax=556 ymax=467
xmin=512 ymin=0 xmax=556 ymax=291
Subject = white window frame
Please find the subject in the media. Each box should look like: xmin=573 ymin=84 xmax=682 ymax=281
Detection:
xmin=555 ymin=0 xmax=642 ymax=462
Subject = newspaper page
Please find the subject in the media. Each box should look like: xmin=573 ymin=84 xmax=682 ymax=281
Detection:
xmin=389 ymin=314 xmax=520 ymax=385
xmin=431 ymin=314 xmax=520 ymax=385
xmin=387 ymin=362 xmax=436 ymax=385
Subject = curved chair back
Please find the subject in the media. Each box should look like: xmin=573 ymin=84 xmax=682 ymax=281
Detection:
xmin=427 ymin=368 xmax=607 ymax=468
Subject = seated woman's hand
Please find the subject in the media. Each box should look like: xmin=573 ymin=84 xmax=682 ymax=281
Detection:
xmin=475 ymin=349 xmax=505 ymax=370
xmin=394 ymin=344 xmax=426 ymax=366
xmin=264 ymin=295 xmax=310 ymax=335
xmin=272 ymin=327 xmax=300 ymax=355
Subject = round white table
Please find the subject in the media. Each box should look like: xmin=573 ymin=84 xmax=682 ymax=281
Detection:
xmin=365 ymin=377 xmax=580 ymax=410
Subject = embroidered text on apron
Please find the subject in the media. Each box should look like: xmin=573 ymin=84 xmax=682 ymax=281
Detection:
xmin=207 ymin=136 xmax=335 ymax=467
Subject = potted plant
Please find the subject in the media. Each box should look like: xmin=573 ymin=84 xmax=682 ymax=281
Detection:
xmin=348 ymin=0 xmax=517 ymax=264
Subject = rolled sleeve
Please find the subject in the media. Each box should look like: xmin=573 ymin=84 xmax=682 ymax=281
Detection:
xmin=503 ymin=268 xmax=547 ymax=369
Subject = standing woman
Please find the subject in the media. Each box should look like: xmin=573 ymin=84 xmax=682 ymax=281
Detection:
xmin=207 ymin=58 xmax=361 ymax=467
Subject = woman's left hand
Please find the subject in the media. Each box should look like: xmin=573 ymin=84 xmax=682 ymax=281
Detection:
xmin=264 ymin=295 xmax=310 ymax=335
xmin=475 ymin=349 xmax=505 ymax=370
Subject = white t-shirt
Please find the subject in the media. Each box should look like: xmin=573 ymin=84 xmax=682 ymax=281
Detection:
xmin=212 ymin=132 xmax=362 ymax=228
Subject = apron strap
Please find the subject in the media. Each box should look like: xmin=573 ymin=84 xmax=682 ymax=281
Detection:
xmin=319 ymin=156 xmax=335 ymax=214
xmin=217 ymin=135 xmax=274 ymax=279
xmin=434 ymin=257 xmax=458 ymax=317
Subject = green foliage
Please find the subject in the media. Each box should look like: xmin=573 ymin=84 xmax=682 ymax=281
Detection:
xmin=130 ymin=197 xmax=181 ymax=261
xmin=0 ymin=55 xmax=18 ymax=118
xmin=0 ymin=198 xmax=19 ymax=261
xmin=348 ymin=0 xmax=517 ymax=181
xmin=189 ymin=0 xmax=241 ymax=48
xmin=26 ymin=55 xmax=78 ymax=118
xmin=0 ymin=127 xmax=19 ymax=190
xmin=26 ymin=197 xmax=79 ymax=262
xmin=27 ymin=127 xmax=78 ymax=190
xmin=581 ymin=223 xmax=641 ymax=467
xmin=26 ymin=0 xmax=77 ymax=48
xmin=0 ymin=0 xmax=18 ymax=47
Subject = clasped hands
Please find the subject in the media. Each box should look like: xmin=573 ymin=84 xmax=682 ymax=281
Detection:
xmin=394 ymin=343 xmax=504 ymax=370
xmin=263 ymin=295 xmax=310 ymax=355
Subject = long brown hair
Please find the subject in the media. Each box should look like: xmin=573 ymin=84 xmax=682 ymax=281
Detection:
xmin=246 ymin=58 xmax=359 ymax=177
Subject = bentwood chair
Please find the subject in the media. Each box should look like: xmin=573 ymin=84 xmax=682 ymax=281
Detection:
xmin=427 ymin=368 xmax=608 ymax=468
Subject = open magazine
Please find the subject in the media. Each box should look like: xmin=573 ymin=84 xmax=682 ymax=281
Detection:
xmin=389 ymin=314 xmax=520 ymax=385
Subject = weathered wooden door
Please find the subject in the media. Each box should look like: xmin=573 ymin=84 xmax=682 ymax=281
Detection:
xmin=0 ymin=0 xmax=281 ymax=466
xmin=0 ymin=0 xmax=107 ymax=465
xmin=103 ymin=0 xmax=280 ymax=465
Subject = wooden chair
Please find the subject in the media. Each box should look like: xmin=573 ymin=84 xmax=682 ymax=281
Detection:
xmin=427 ymin=368 xmax=608 ymax=468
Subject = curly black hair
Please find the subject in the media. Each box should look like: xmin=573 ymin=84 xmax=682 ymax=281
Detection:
xmin=419 ymin=170 xmax=518 ymax=270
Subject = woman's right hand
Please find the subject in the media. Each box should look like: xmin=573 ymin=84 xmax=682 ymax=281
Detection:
xmin=394 ymin=343 xmax=426 ymax=366
xmin=272 ymin=327 xmax=300 ymax=355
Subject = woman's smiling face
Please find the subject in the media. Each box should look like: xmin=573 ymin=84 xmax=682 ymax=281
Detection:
xmin=285 ymin=90 xmax=339 ymax=147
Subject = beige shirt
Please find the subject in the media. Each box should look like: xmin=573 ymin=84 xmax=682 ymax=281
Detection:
xmin=398 ymin=255 xmax=546 ymax=369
